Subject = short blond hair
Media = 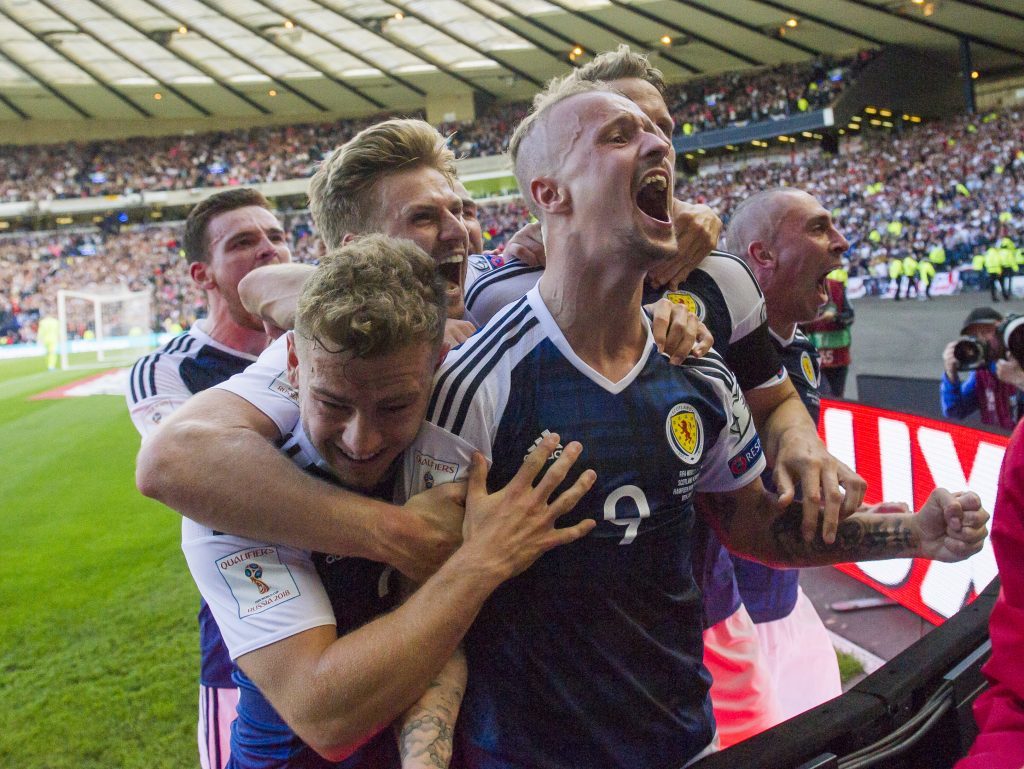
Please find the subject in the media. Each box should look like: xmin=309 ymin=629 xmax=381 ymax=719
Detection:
xmin=569 ymin=44 xmax=666 ymax=94
xmin=308 ymin=119 xmax=457 ymax=249
xmin=509 ymin=78 xmax=615 ymax=216
xmin=294 ymin=234 xmax=447 ymax=358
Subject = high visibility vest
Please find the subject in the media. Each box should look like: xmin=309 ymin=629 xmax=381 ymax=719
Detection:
xmin=1001 ymin=247 xmax=1017 ymax=270
xmin=973 ymin=253 xmax=986 ymax=271
xmin=889 ymin=259 xmax=904 ymax=279
xmin=985 ymin=247 xmax=1003 ymax=274
xmin=869 ymin=229 xmax=882 ymax=243
xmin=918 ymin=260 xmax=936 ymax=285
xmin=902 ymin=256 xmax=918 ymax=276
xmin=928 ymin=245 xmax=946 ymax=266
xmin=887 ymin=221 xmax=903 ymax=236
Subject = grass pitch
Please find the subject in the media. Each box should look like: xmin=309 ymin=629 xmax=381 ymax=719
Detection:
xmin=1 ymin=354 xmax=196 ymax=768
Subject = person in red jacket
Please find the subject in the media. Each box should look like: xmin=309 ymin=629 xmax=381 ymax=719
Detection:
xmin=801 ymin=277 xmax=853 ymax=397
xmin=955 ymin=419 xmax=1024 ymax=768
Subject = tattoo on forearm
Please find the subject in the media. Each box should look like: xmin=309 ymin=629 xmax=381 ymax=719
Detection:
xmin=399 ymin=713 xmax=453 ymax=769
xmin=769 ymin=503 xmax=916 ymax=566
xmin=397 ymin=678 xmax=464 ymax=769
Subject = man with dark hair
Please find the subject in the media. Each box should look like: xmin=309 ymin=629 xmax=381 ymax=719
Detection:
xmin=126 ymin=188 xmax=291 ymax=769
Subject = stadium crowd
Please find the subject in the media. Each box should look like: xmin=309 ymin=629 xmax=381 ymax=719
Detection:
xmin=3 ymin=104 xmax=1021 ymax=346
xmin=0 ymin=55 xmax=867 ymax=203
xmin=0 ymin=199 xmax=532 ymax=344
xmin=684 ymin=110 xmax=1024 ymax=287
xmin=667 ymin=51 xmax=875 ymax=134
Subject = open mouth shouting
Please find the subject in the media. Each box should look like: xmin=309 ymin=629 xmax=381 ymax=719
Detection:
xmin=635 ymin=170 xmax=672 ymax=226
xmin=436 ymin=252 xmax=465 ymax=310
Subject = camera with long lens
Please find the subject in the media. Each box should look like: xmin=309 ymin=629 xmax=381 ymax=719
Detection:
xmin=953 ymin=336 xmax=990 ymax=371
xmin=953 ymin=313 xmax=1024 ymax=371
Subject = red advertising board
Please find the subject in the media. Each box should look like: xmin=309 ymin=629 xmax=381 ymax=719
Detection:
xmin=818 ymin=399 xmax=1008 ymax=626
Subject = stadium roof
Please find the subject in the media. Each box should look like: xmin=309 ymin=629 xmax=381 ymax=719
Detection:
xmin=0 ymin=0 xmax=1021 ymax=122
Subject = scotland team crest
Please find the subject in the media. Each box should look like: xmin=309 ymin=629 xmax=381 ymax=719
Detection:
xmin=800 ymin=351 xmax=817 ymax=387
xmin=662 ymin=290 xmax=705 ymax=320
xmin=666 ymin=403 xmax=703 ymax=464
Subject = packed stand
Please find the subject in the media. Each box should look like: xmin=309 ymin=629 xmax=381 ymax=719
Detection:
xmin=0 ymin=54 xmax=877 ymax=204
xmin=5 ymin=106 xmax=1022 ymax=345
xmin=667 ymin=52 xmax=875 ymax=134
xmin=684 ymin=110 xmax=1024 ymax=290
xmin=0 ymin=200 xmax=529 ymax=345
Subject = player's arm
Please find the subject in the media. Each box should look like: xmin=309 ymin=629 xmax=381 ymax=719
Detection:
xmin=647 ymin=298 xmax=714 ymax=363
xmin=395 ymin=651 xmax=466 ymax=769
xmin=646 ymin=200 xmax=722 ymax=289
xmin=236 ymin=436 xmax=596 ymax=761
xmin=699 ymin=483 xmax=988 ymax=568
xmin=238 ymin=263 xmax=314 ymax=339
xmin=136 ymin=387 xmax=462 ymax=582
xmin=240 ymin=263 xmax=475 ymax=349
xmin=745 ymin=377 xmax=866 ymax=544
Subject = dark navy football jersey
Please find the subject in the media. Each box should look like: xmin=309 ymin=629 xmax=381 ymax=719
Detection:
xmin=404 ymin=286 xmax=765 ymax=769
xmin=127 ymin=325 xmax=259 ymax=689
xmin=732 ymin=329 xmax=821 ymax=624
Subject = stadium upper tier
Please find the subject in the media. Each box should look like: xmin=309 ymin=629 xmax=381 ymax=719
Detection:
xmin=0 ymin=55 xmax=866 ymax=205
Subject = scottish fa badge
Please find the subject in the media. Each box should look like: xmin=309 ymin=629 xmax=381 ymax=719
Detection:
xmin=662 ymin=290 xmax=705 ymax=320
xmin=667 ymin=403 xmax=703 ymax=464
xmin=800 ymin=351 xmax=817 ymax=387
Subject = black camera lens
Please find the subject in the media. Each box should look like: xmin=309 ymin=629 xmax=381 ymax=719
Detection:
xmin=1000 ymin=314 xmax=1024 ymax=362
xmin=953 ymin=337 xmax=986 ymax=371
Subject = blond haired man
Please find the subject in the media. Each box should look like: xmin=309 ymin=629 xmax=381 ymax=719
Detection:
xmin=460 ymin=44 xmax=866 ymax=746
xmin=405 ymin=76 xmax=987 ymax=769
xmin=137 ymin=119 xmax=477 ymax=584
xmin=182 ymin=234 xmax=594 ymax=768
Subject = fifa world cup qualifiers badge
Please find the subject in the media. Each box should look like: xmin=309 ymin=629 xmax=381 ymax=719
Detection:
xmin=219 ymin=546 xmax=301 ymax=618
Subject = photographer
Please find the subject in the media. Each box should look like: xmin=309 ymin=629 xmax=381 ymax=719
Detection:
xmin=942 ymin=307 xmax=1024 ymax=430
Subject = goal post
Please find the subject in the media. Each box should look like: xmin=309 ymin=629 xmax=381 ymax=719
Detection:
xmin=56 ymin=287 xmax=156 ymax=370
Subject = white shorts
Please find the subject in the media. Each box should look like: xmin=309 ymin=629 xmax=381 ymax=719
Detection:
xmin=703 ymin=604 xmax=785 ymax=747
xmin=753 ymin=587 xmax=842 ymax=720
xmin=198 ymin=684 xmax=240 ymax=769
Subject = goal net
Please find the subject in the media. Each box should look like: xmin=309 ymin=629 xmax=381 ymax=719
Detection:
xmin=56 ymin=287 xmax=155 ymax=370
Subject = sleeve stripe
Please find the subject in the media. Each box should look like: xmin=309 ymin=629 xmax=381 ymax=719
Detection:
xmin=449 ymin=317 xmax=538 ymax=436
xmin=128 ymin=358 xmax=143 ymax=403
xmin=685 ymin=351 xmax=737 ymax=389
xmin=707 ymin=249 xmax=764 ymax=299
xmin=429 ymin=297 xmax=533 ymax=430
xmin=128 ymin=331 xmax=195 ymax=402
xmin=465 ymin=260 xmax=543 ymax=312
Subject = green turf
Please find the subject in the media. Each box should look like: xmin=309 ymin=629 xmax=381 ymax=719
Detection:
xmin=837 ymin=649 xmax=866 ymax=686
xmin=1 ymin=353 xmax=197 ymax=768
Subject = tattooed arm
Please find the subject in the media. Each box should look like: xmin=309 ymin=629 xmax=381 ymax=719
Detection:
xmin=396 ymin=650 xmax=466 ymax=769
xmin=697 ymin=483 xmax=989 ymax=568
